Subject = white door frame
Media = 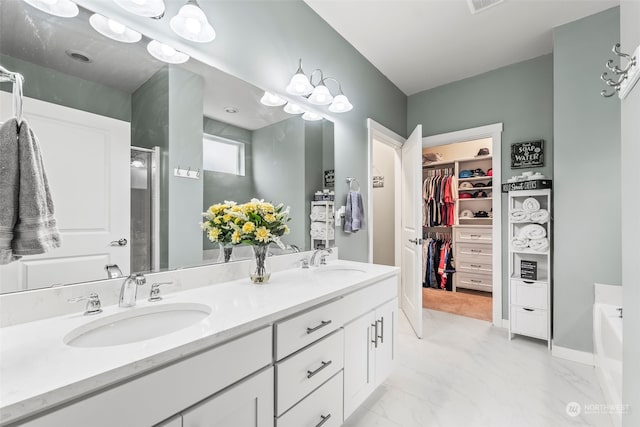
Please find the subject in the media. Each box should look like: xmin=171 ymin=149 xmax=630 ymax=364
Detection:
xmin=366 ymin=119 xmax=404 ymax=268
xmin=422 ymin=123 xmax=504 ymax=327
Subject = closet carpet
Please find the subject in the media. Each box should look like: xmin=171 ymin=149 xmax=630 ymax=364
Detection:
xmin=422 ymin=288 xmax=492 ymax=321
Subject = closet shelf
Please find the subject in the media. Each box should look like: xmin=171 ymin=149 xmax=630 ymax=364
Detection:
xmin=510 ymin=248 xmax=549 ymax=255
xmin=459 ymin=197 xmax=492 ymax=202
xmin=457 ymin=155 xmax=493 ymax=163
xmin=422 ymin=160 xmax=456 ymax=167
xmin=458 ymin=186 xmax=492 ymax=191
xmin=459 ymin=218 xmax=493 ymax=222
xmin=457 ymin=176 xmax=492 ymax=183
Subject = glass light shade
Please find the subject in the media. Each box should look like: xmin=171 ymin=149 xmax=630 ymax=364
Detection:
xmin=302 ymin=111 xmax=322 ymax=121
xmin=114 ymin=0 xmax=165 ymax=18
xmin=170 ymin=3 xmax=215 ymax=43
xmin=89 ymin=14 xmax=142 ymax=43
xmin=307 ymin=84 xmax=333 ymax=106
xmin=285 ymin=73 xmax=313 ymax=96
xmin=328 ymin=94 xmax=353 ymax=113
xmin=283 ymin=102 xmax=304 ymax=115
xmin=260 ymin=91 xmax=286 ymax=107
xmin=147 ymin=40 xmax=189 ymax=64
xmin=23 ymin=0 xmax=79 ymax=17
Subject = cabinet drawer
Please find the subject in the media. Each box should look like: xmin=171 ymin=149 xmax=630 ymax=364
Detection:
xmin=275 ymin=298 xmax=343 ymax=360
xmin=276 ymin=371 xmax=343 ymax=427
xmin=341 ymin=276 xmax=398 ymax=324
xmin=457 ymin=259 xmax=492 ymax=274
xmin=276 ymin=329 xmax=344 ymax=415
xmin=510 ymin=306 xmax=548 ymax=339
xmin=457 ymin=243 xmax=493 ymax=261
xmin=455 ymin=227 xmax=492 ymax=243
xmin=510 ymin=280 xmax=548 ymax=310
xmin=456 ymin=272 xmax=492 ymax=292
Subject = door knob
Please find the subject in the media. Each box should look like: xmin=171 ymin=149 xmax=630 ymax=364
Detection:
xmin=110 ymin=238 xmax=128 ymax=247
xmin=408 ymin=238 xmax=423 ymax=245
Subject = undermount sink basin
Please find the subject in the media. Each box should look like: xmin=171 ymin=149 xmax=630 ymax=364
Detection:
xmin=312 ymin=265 xmax=367 ymax=278
xmin=64 ymin=303 xmax=211 ymax=348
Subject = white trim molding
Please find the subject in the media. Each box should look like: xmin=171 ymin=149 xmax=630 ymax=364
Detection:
xmin=552 ymin=345 xmax=595 ymax=366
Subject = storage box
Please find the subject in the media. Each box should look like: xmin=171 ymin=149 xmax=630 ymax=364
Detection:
xmin=502 ymin=179 xmax=552 ymax=193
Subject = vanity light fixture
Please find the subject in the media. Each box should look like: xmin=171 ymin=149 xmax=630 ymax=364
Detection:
xmin=286 ymin=59 xmax=314 ymax=96
xmin=307 ymin=81 xmax=333 ymax=106
xmin=22 ymin=0 xmax=79 ymax=18
xmin=147 ymin=40 xmax=189 ymax=64
xmin=114 ymin=0 xmax=166 ymax=19
xmin=260 ymin=91 xmax=287 ymax=107
xmin=89 ymin=13 xmax=142 ymax=43
xmin=283 ymin=102 xmax=304 ymax=115
xmin=170 ymin=0 xmax=215 ymax=43
xmin=301 ymin=111 xmax=322 ymax=121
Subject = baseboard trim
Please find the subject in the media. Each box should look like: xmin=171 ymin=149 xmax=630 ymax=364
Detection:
xmin=494 ymin=319 xmax=509 ymax=329
xmin=552 ymin=344 xmax=595 ymax=366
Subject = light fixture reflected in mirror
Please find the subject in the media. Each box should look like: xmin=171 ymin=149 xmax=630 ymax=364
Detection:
xmin=283 ymin=102 xmax=304 ymax=114
xmin=302 ymin=111 xmax=322 ymax=121
xmin=114 ymin=0 xmax=166 ymax=18
xmin=170 ymin=0 xmax=215 ymax=43
xmin=22 ymin=0 xmax=79 ymax=17
xmin=147 ymin=40 xmax=189 ymax=64
xmin=328 ymin=94 xmax=353 ymax=113
xmin=308 ymin=83 xmax=333 ymax=106
xmin=89 ymin=13 xmax=142 ymax=43
xmin=260 ymin=91 xmax=287 ymax=107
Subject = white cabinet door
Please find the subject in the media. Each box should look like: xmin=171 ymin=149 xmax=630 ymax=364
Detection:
xmin=374 ymin=298 xmax=397 ymax=386
xmin=182 ymin=367 xmax=273 ymax=427
xmin=155 ymin=416 xmax=182 ymax=427
xmin=343 ymin=311 xmax=376 ymax=420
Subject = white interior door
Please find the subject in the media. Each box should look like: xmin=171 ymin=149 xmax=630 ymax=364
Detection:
xmin=0 ymin=93 xmax=130 ymax=292
xmin=401 ymin=125 xmax=423 ymax=338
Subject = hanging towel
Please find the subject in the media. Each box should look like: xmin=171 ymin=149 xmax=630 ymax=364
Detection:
xmin=0 ymin=119 xmax=20 ymax=264
xmin=0 ymin=119 xmax=61 ymax=264
xmin=522 ymin=197 xmax=541 ymax=213
xmin=519 ymin=224 xmax=547 ymax=240
xmin=529 ymin=237 xmax=550 ymax=252
xmin=511 ymin=236 xmax=530 ymax=251
xmin=509 ymin=208 xmax=530 ymax=223
xmin=529 ymin=209 xmax=550 ymax=224
xmin=344 ymin=191 xmax=364 ymax=233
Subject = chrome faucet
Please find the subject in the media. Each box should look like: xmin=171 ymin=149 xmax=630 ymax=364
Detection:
xmin=105 ymin=264 xmax=123 ymax=279
xmin=119 ymin=273 xmax=146 ymax=308
xmin=310 ymin=248 xmax=333 ymax=266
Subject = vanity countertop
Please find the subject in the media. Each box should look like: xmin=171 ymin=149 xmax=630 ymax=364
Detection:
xmin=0 ymin=260 xmax=399 ymax=425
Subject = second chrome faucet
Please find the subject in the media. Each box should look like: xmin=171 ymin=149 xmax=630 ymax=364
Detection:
xmin=119 ymin=273 xmax=146 ymax=308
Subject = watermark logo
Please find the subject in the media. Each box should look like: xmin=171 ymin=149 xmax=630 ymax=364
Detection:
xmin=566 ymin=402 xmax=582 ymax=417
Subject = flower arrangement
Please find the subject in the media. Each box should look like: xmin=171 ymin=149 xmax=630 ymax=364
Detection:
xmin=201 ymin=201 xmax=238 ymax=245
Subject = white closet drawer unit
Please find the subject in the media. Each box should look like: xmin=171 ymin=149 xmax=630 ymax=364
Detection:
xmin=276 ymin=371 xmax=343 ymax=427
xmin=510 ymin=279 xmax=548 ymax=310
xmin=457 ymin=242 xmax=493 ymax=261
xmin=275 ymin=329 xmax=344 ymax=415
xmin=510 ymin=306 xmax=548 ymax=339
xmin=456 ymin=272 xmax=492 ymax=292
xmin=455 ymin=227 xmax=492 ymax=243
xmin=457 ymin=259 xmax=492 ymax=274
xmin=275 ymin=298 xmax=344 ymax=360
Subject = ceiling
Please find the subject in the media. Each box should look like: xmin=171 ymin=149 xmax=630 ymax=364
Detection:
xmin=0 ymin=1 xmax=290 ymax=130
xmin=304 ymin=0 xmax=619 ymax=95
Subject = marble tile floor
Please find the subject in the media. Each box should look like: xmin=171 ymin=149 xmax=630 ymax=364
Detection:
xmin=343 ymin=309 xmax=612 ymax=427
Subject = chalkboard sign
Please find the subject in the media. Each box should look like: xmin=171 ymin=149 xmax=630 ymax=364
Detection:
xmin=511 ymin=140 xmax=544 ymax=169
xmin=521 ymin=260 xmax=538 ymax=280
xmin=324 ymin=169 xmax=335 ymax=188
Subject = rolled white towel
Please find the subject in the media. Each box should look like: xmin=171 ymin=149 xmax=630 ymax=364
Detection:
xmin=519 ymin=224 xmax=547 ymax=239
xmin=311 ymin=222 xmax=328 ymax=232
xmin=509 ymin=209 xmax=530 ymax=223
xmin=511 ymin=236 xmax=530 ymax=250
xmin=522 ymin=197 xmax=541 ymax=213
xmin=529 ymin=238 xmax=550 ymax=252
xmin=529 ymin=209 xmax=549 ymax=224
xmin=310 ymin=230 xmax=334 ymax=239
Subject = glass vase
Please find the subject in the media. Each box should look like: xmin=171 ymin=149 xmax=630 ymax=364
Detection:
xmin=216 ymin=243 xmax=235 ymax=263
xmin=249 ymin=244 xmax=271 ymax=284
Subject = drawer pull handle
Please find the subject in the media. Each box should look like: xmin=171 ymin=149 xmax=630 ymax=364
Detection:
xmin=307 ymin=320 xmax=332 ymax=334
xmin=470 ymin=234 xmax=481 ymax=239
xmin=470 ymin=279 xmax=482 ymax=283
xmin=470 ymin=264 xmax=482 ymax=268
xmin=523 ymin=308 xmax=534 ymax=312
xmin=377 ymin=317 xmax=384 ymax=344
xmin=307 ymin=360 xmax=332 ymax=379
xmin=316 ymin=414 xmax=332 ymax=427
xmin=371 ymin=323 xmax=378 ymax=348
xmin=470 ymin=249 xmax=481 ymax=253
xmin=523 ymin=281 xmax=534 ymax=284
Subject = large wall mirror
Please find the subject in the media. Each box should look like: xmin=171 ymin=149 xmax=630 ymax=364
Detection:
xmin=0 ymin=1 xmax=335 ymax=294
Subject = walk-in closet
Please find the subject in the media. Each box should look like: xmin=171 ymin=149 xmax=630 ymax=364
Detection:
xmin=421 ymin=138 xmax=495 ymax=321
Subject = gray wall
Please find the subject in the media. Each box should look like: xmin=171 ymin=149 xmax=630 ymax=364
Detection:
xmin=79 ymin=0 xmax=408 ymax=262
xmin=304 ymin=121 xmax=325 ymax=250
xmin=372 ymin=140 xmax=396 ymax=266
xmin=202 ymin=117 xmax=255 ymax=251
xmin=408 ymin=54 xmax=554 ymax=319
xmin=621 ymin=1 xmax=639 ymax=425
xmin=553 ymin=7 xmax=621 ymax=353
xmin=252 ymin=117 xmax=306 ymax=249
xmin=0 ymin=54 xmax=131 ymax=122
xmin=167 ymin=66 xmax=204 ymax=269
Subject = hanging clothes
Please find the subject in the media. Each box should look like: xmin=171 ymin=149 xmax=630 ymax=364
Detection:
xmin=422 ymin=235 xmax=455 ymax=291
xmin=422 ymin=171 xmax=455 ymax=228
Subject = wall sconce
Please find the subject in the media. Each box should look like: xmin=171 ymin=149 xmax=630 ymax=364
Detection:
xmin=147 ymin=40 xmax=189 ymax=64
xmin=170 ymin=0 xmax=216 ymax=43
xmin=601 ymin=43 xmax=639 ymax=100
xmin=89 ymin=13 xmax=142 ymax=43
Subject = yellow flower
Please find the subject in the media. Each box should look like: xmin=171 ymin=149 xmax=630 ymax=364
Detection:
xmin=242 ymin=202 xmax=257 ymax=213
xmin=264 ymin=214 xmax=276 ymax=223
xmin=213 ymin=216 xmax=222 ymax=225
xmin=282 ymin=225 xmax=290 ymax=235
xmin=255 ymin=226 xmax=271 ymax=243
xmin=242 ymin=221 xmax=256 ymax=233
xmin=223 ymin=214 xmax=232 ymax=223
xmin=232 ymin=230 xmax=242 ymax=244
xmin=259 ymin=202 xmax=274 ymax=213
xmin=207 ymin=227 xmax=221 ymax=242
xmin=235 ymin=218 xmax=241 ymax=224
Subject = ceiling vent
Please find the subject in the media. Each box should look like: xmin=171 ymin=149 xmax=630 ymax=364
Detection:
xmin=467 ymin=0 xmax=504 ymax=14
